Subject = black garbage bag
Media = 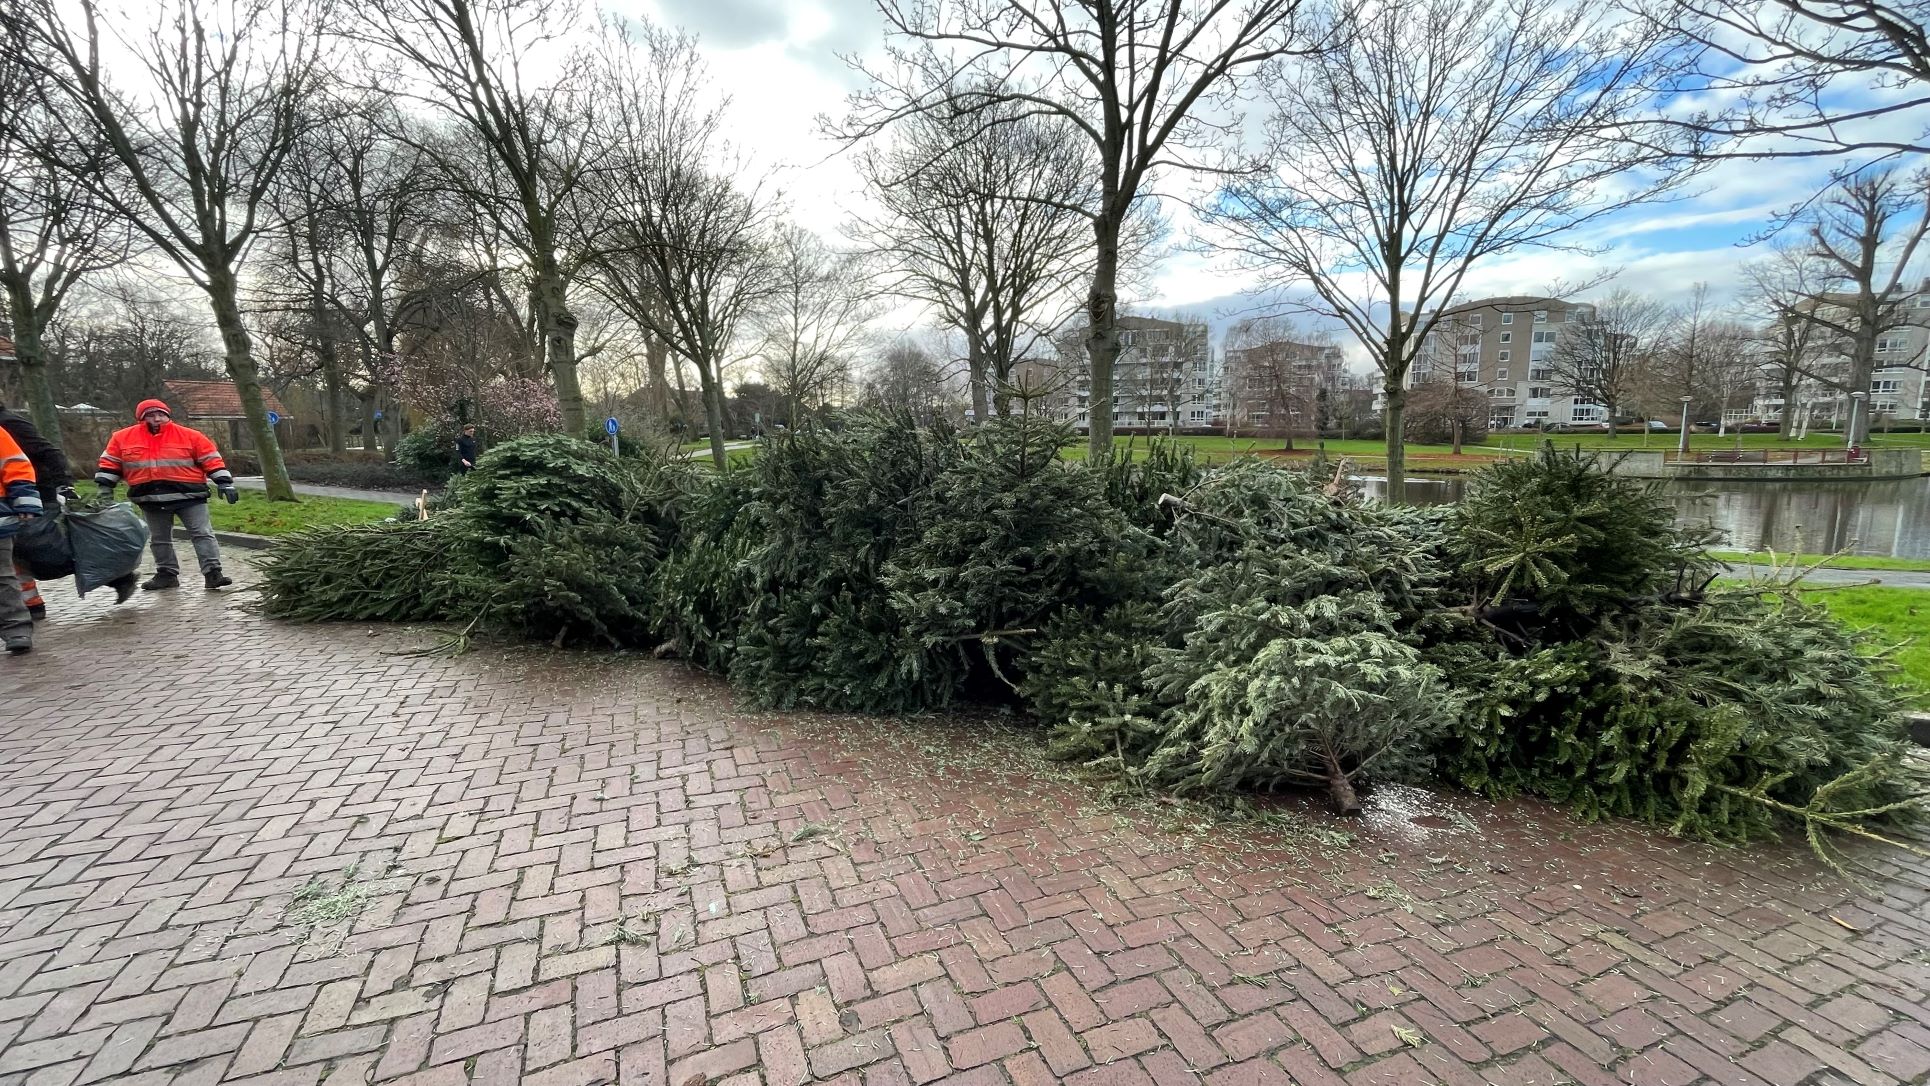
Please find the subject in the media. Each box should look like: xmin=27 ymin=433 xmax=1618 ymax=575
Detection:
xmin=12 ymin=513 xmax=75 ymax=580
xmin=66 ymin=500 xmax=149 ymax=595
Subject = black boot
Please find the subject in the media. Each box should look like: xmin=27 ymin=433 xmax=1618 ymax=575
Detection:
xmin=204 ymin=567 xmax=232 ymax=591
xmin=27 ymin=604 xmax=45 ymax=621
xmin=142 ymin=570 xmax=179 ymax=591
xmin=109 ymin=573 xmax=138 ymax=604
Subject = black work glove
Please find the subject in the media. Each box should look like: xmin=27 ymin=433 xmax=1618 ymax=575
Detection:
xmin=57 ymin=485 xmax=80 ymax=503
xmin=219 ymin=486 xmax=239 ymax=504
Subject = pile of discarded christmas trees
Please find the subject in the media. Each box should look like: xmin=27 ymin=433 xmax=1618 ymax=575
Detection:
xmin=259 ymin=415 xmax=1923 ymax=853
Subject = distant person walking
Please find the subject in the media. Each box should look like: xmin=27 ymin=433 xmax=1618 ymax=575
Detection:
xmin=0 ymin=425 xmax=45 ymax=653
xmin=455 ymin=424 xmax=480 ymax=474
xmin=95 ymin=399 xmax=240 ymax=591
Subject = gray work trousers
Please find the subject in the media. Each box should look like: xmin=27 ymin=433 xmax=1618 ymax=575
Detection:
xmin=0 ymin=534 xmax=28 ymax=647
xmin=143 ymin=501 xmax=222 ymax=575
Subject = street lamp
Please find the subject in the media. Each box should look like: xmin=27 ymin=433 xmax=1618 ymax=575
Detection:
xmin=1848 ymin=391 xmax=1868 ymax=450
xmin=1678 ymin=395 xmax=1693 ymax=458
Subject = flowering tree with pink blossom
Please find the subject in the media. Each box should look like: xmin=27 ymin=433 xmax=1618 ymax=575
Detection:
xmin=377 ymin=353 xmax=563 ymax=439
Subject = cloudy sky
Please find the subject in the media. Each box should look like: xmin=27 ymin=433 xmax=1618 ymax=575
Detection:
xmin=634 ymin=0 xmax=1915 ymax=357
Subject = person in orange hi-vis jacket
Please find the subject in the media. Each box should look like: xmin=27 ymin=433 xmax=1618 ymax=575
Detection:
xmin=95 ymin=399 xmax=239 ymax=592
xmin=1 ymin=425 xmax=45 ymax=654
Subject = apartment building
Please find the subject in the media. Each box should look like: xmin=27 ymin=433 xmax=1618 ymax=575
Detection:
xmin=1412 ymin=296 xmax=1598 ymax=430
xmin=1038 ymin=315 xmax=1220 ymax=431
xmin=1751 ymin=280 xmax=1930 ymax=426
xmin=1223 ymin=337 xmax=1346 ymax=434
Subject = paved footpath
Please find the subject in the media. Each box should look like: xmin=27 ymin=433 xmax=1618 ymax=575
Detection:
xmin=4 ymin=576 xmax=1930 ymax=1086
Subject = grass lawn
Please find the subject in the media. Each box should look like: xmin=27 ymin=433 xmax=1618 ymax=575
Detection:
xmin=1712 ymin=550 xmax=1930 ymax=573
xmin=206 ymin=491 xmax=406 ymax=537
xmin=1801 ymin=586 xmax=1930 ymax=705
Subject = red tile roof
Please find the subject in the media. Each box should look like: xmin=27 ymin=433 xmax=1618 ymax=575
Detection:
xmin=161 ymin=379 xmax=291 ymax=420
xmin=0 ymin=337 xmax=15 ymax=360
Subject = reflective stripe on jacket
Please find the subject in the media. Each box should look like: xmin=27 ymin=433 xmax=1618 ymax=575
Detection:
xmin=1 ymin=427 xmax=43 ymax=519
xmin=96 ymin=421 xmax=233 ymax=504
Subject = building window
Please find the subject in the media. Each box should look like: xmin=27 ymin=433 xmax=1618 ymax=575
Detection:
xmin=1468 ymin=313 xmax=1483 ymax=328
xmin=1571 ymin=405 xmax=1601 ymax=423
xmin=1501 ymin=312 xmax=1514 ymax=325
xmin=1458 ymin=371 xmax=1479 ymax=384
xmin=1532 ymin=330 xmax=1557 ymax=344
xmin=1875 ymin=336 xmax=1907 ymax=354
xmin=1496 ymin=367 xmax=1510 ymax=380
xmin=1876 ymin=400 xmax=1901 ymax=414
xmin=1916 ymin=295 xmax=1930 ymax=309
xmin=1529 ymin=367 xmax=1553 ymax=381
xmin=1499 ymin=332 xmax=1512 ymax=344
xmin=1534 ymin=310 xmax=1548 ymax=323
xmin=1487 ymin=387 xmax=1512 ymax=398
xmin=1490 ymin=407 xmax=1516 ymax=426
xmin=1525 ymin=409 xmax=1549 ymax=420
xmin=1497 ymin=351 xmax=1511 ymax=364
xmin=1872 ymin=379 xmax=1902 ymax=394
xmin=1529 ymin=386 xmax=1552 ymax=399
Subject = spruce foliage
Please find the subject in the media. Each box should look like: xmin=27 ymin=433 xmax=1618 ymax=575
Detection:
xmin=258 ymin=420 xmax=1921 ymax=848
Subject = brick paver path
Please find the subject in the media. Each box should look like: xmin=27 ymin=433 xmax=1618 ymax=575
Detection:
xmin=4 ymin=580 xmax=1930 ymax=1086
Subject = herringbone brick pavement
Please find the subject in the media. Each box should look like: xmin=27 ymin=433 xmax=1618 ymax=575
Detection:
xmin=3 ymin=573 xmax=1928 ymax=1085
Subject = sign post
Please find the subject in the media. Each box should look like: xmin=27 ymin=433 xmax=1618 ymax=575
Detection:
xmin=605 ymin=416 xmax=620 ymax=458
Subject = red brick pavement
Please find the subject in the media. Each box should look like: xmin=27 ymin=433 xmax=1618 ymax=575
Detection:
xmin=3 ymin=577 xmax=1930 ymax=1085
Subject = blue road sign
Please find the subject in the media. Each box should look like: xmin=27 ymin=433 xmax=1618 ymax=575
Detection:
xmin=266 ymin=410 xmax=281 ymax=426
xmin=374 ymin=410 xmax=384 ymax=420
xmin=605 ymin=417 xmax=620 ymax=435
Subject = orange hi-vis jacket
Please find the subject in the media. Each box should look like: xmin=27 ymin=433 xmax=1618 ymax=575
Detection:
xmin=96 ymin=421 xmax=234 ymax=505
xmin=1 ymin=426 xmax=43 ymax=521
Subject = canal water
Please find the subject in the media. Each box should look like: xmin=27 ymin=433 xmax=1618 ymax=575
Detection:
xmin=1358 ymin=475 xmax=1930 ymax=559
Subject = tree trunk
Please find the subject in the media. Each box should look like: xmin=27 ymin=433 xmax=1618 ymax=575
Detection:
xmin=1083 ymin=218 xmax=1122 ymax=460
xmin=360 ymin=390 xmax=379 ymax=453
xmin=1325 ymin=752 xmax=1363 ymax=816
xmin=534 ymin=262 xmax=585 ymax=435
xmin=696 ymin=358 xmax=729 ymax=469
xmin=967 ymin=337 xmax=989 ymax=423
xmin=645 ymin=333 xmax=671 ymax=431
xmin=206 ymin=267 xmax=296 ymax=501
xmin=1383 ymin=383 xmax=1407 ymax=503
xmin=319 ymin=335 xmax=347 ymax=453
xmin=1451 ymin=416 xmax=1463 ymax=456
xmin=3 ymin=288 xmax=62 ymax=439
xmin=1778 ymin=367 xmax=1798 ymax=439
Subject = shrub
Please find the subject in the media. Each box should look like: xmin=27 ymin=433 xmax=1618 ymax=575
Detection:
xmin=284 ymin=453 xmax=440 ymax=492
xmin=393 ymin=424 xmax=457 ymax=476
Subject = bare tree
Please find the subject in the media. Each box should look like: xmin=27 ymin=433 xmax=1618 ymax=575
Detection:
xmin=1202 ymin=0 xmax=1695 ymax=497
xmin=1223 ymin=317 xmax=1339 ymax=449
xmin=1545 ymin=290 xmax=1672 ymax=438
xmin=860 ymin=340 xmax=953 ymax=420
xmin=1789 ymin=169 xmax=1930 ymax=442
xmin=1743 ymin=244 xmax=1834 ymax=437
xmin=8 ymin=0 xmax=325 ymax=499
xmin=262 ymin=91 xmax=445 ymax=455
xmin=575 ymin=24 xmax=780 ymax=468
xmin=844 ymin=0 xmax=1322 ymax=458
xmin=757 ymin=226 xmax=875 ymax=426
xmin=852 ymin=99 xmax=1095 ymax=421
xmin=0 ymin=51 xmax=134 ymax=435
xmin=353 ymin=0 xmax=593 ymax=434
xmin=1638 ymin=0 xmax=1930 ymax=160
